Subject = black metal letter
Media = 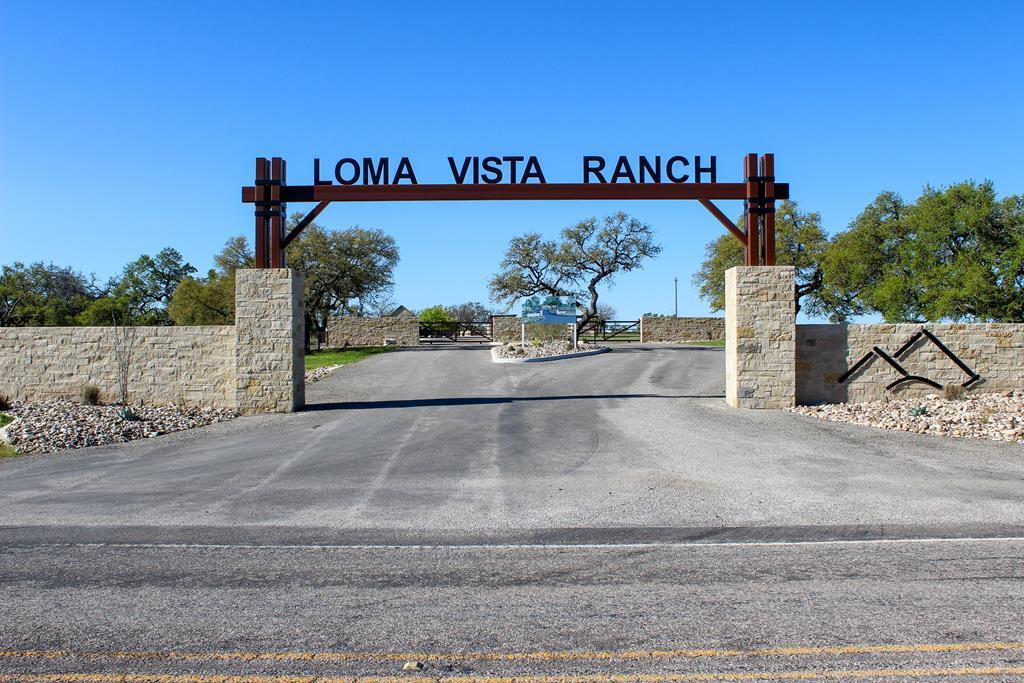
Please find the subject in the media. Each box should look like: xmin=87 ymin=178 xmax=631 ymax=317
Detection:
xmin=521 ymin=156 xmax=546 ymax=183
xmin=448 ymin=157 xmax=472 ymax=184
xmin=666 ymin=156 xmax=690 ymax=183
xmin=335 ymin=158 xmax=360 ymax=185
xmin=639 ymin=156 xmax=661 ymax=183
xmin=313 ymin=158 xmax=332 ymax=185
xmin=394 ymin=157 xmax=418 ymax=184
xmin=503 ymin=156 xmax=524 ymax=183
xmin=583 ymin=156 xmax=606 ymax=183
xmin=363 ymin=157 xmax=389 ymax=185
xmin=694 ymin=155 xmax=717 ymax=183
xmin=611 ymin=156 xmax=637 ymax=183
xmin=481 ymin=156 xmax=502 ymax=184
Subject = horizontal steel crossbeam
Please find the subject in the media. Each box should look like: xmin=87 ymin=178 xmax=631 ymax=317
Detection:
xmin=243 ymin=182 xmax=790 ymax=204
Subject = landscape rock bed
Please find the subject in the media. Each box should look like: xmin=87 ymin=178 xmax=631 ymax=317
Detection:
xmin=0 ymin=400 xmax=237 ymax=454
xmin=305 ymin=364 xmax=342 ymax=383
xmin=791 ymin=391 xmax=1024 ymax=445
xmin=494 ymin=340 xmax=605 ymax=360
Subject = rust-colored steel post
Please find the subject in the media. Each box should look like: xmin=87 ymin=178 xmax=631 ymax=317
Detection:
xmin=761 ymin=154 xmax=776 ymax=266
xmin=254 ymin=157 xmax=269 ymax=268
xmin=744 ymin=153 xmax=760 ymax=266
xmin=269 ymin=157 xmax=286 ymax=268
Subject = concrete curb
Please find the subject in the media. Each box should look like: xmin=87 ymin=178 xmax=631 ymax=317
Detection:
xmin=490 ymin=346 xmax=611 ymax=364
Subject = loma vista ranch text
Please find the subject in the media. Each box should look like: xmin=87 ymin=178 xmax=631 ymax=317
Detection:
xmin=312 ymin=155 xmax=719 ymax=185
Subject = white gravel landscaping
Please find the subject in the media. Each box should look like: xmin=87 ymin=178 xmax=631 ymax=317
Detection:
xmin=0 ymin=400 xmax=237 ymax=454
xmin=305 ymin=364 xmax=342 ymax=382
xmin=791 ymin=391 xmax=1024 ymax=445
xmin=492 ymin=340 xmax=608 ymax=362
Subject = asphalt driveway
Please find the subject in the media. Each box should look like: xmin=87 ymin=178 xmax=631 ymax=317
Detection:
xmin=0 ymin=344 xmax=1021 ymax=536
xmin=3 ymin=344 xmax=1024 ymax=678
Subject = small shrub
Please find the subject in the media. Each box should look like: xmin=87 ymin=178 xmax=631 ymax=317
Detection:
xmin=80 ymin=385 xmax=101 ymax=406
xmin=0 ymin=394 xmax=11 ymax=411
xmin=910 ymin=405 xmax=929 ymax=417
xmin=117 ymin=406 xmax=139 ymax=422
xmin=942 ymin=384 xmax=965 ymax=401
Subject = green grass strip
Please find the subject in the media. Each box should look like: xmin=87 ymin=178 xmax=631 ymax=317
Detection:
xmin=680 ymin=340 xmax=725 ymax=347
xmin=304 ymin=346 xmax=397 ymax=370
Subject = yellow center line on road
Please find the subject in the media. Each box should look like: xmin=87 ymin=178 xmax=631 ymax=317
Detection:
xmin=1 ymin=641 xmax=1024 ymax=664
xmin=3 ymin=665 xmax=1024 ymax=682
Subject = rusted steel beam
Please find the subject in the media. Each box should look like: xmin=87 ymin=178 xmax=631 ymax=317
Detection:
xmin=698 ymin=198 xmax=746 ymax=244
xmin=761 ymin=154 xmax=776 ymax=266
xmin=268 ymin=157 xmax=285 ymax=268
xmin=243 ymin=182 xmax=790 ymax=204
xmin=254 ymin=157 xmax=269 ymax=268
xmin=744 ymin=153 xmax=760 ymax=266
xmin=282 ymin=200 xmax=330 ymax=248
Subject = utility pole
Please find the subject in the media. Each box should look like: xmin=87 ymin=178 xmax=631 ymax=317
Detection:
xmin=674 ymin=277 xmax=678 ymax=317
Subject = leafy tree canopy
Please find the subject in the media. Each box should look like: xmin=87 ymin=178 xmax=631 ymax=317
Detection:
xmin=446 ymin=301 xmax=493 ymax=322
xmin=285 ymin=216 xmax=400 ymax=345
xmin=693 ymin=183 xmax=1024 ymax=323
xmin=692 ymin=200 xmax=828 ymax=316
xmin=488 ymin=211 xmax=660 ymax=328
xmin=168 ymin=238 xmax=253 ymax=325
xmin=82 ymin=247 xmax=196 ymax=325
xmin=0 ymin=262 xmax=100 ymax=326
xmin=417 ymin=305 xmax=454 ymax=323
xmin=817 ymin=183 xmax=1024 ymax=322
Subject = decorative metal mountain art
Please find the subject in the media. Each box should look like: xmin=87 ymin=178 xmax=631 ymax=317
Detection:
xmin=838 ymin=328 xmax=982 ymax=392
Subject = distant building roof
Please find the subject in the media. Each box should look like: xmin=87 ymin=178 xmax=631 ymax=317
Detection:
xmin=390 ymin=305 xmax=416 ymax=318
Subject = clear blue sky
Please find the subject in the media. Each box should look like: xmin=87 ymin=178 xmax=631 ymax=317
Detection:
xmin=2 ymin=1 xmax=1022 ymax=320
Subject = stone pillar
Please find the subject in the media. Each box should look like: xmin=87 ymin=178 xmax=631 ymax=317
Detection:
xmin=491 ymin=315 xmax=520 ymax=343
xmin=725 ymin=266 xmax=795 ymax=409
xmin=235 ymin=268 xmax=305 ymax=414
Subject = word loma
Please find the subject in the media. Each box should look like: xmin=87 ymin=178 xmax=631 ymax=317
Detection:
xmin=312 ymin=155 xmax=718 ymax=185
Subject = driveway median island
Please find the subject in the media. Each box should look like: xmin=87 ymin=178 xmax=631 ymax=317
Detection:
xmin=491 ymin=340 xmax=611 ymax=363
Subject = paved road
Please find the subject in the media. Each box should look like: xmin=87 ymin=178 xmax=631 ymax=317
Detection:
xmin=1 ymin=345 xmax=1023 ymax=680
xmin=1 ymin=344 xmax=1022 ymax=531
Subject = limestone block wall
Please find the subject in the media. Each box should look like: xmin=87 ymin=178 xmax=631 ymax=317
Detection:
xmin=523 ymin=322 xmax=573 ymax=342
xmin=325 ymin=316 xmax=419 ymax=347
xmin=490 ymin=317 xmax=575 ymax=344
xmin=235 ymin=268 xmax=304 ymax=414
xmin=0 ymin=268 xmax=304 ymax=414
xmin=725 ymin=266 xmax=796 ymax=409
xmin=0 ymin=326 xmax=235 ymax=407
xmin=640 ymin=316 xmax=724 ymax=342
xmin=492 ymin=316 xmax=520 ymax=343
xmin=797 ymin=323 xmax=1024 ymax=404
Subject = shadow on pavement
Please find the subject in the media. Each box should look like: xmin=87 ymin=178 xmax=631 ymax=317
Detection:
xmin=305 ymin=393 xmax=724 ymax=411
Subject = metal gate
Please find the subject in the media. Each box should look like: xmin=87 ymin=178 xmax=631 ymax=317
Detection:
xmin=577 ymin=320 xmax=641 ymax=343
xmin=419 ymin=320 xmax=493 ymax=344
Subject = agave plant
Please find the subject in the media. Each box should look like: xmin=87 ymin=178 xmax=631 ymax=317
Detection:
xmin=118 ymin=406 xmax=140 ymax=422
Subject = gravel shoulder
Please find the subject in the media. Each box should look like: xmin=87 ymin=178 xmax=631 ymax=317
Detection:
xmin=792 ymin=391 xmax=1024 ymax=444
xmin=0 ymin=400 xmax=236 ymax=454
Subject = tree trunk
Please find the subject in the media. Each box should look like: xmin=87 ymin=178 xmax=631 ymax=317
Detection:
xmin=304 ymin=313 xmax=315 ymax=352
xmin=577 ymin=282 xmax=601 ymax=331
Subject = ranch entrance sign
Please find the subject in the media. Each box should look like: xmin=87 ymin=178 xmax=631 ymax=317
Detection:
xmin=241 ymin=153 xmax=789 ymax=269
